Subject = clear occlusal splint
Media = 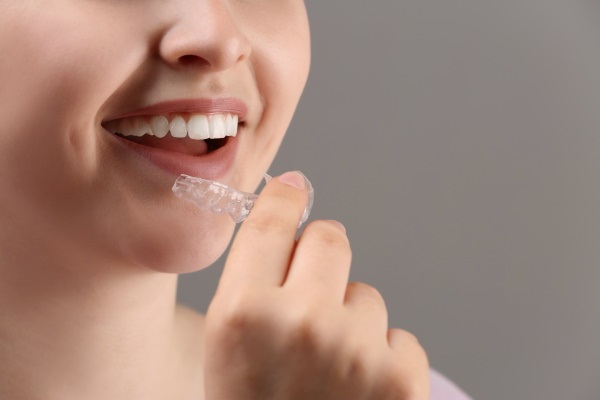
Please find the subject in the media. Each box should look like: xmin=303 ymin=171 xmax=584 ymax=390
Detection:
xmin=172 ymin=172 xmax=314 ymax=227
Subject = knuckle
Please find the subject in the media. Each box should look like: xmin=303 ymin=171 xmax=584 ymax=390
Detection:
xmin=285 ymin=318 xmax=319 ymax=353
xmin=291 ymin=318 xmax=318 ymax=345
xmin=389 ymin=328 xmax=424 ymax=352
xmin=395 ymin=328 xmax=422 ymax=348
xmin=343 ymin=350 xmax=371 ymax=383
xmin=382 ymin=354 xmax=430 ymax=400
xmin=220 ymin=308 xmax=252 ymax=336
xmin=214 ymin=303 xmax=253 ymax=334
xmin=304 ymin=220 xmax=350 ymax=251
xmin=284 ymin=308 xmax=330 ymax=352
xmin=388 ymin=328 xmax=429 ymax=366
xmin=210 ymin=292 xmax=263 ymax=334
xmin=348 ymin=282 xmax=386 ymax=306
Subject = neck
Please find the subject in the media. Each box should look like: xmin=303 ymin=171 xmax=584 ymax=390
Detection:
xmin=0 ymin=216 xmax=197 ymax=399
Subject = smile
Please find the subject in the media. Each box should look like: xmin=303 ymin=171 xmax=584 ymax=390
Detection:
xmin=101 ymin=98 xmax=248 ymax=179
xmin=105 ymin=113 xmax=238 ymax=139
xmin=102 ymin=113 xmax=239 ymax=156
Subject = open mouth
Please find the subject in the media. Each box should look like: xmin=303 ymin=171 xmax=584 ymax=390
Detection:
xmin=102 ymin=113 xmax=240 ymax=156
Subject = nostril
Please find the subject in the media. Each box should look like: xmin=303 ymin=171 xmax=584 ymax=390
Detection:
xmin=177 ymin=55 xmax=210 ymax=67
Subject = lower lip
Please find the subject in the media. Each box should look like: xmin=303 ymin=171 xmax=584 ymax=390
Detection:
xmin=104 ymin=128 xmax=240 ymax=180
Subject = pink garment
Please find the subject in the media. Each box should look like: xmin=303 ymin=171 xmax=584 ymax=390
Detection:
xmin=430 ymin=368 xmax=472 ymax=400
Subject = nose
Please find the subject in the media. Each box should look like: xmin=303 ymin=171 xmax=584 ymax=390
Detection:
xmin=158 ymin=1 xmax=251 ymax=71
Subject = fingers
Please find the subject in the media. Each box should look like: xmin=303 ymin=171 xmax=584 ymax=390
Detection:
xmin=387 ymin=328 xmax=430 ymax=400
xmin=344 ymin=282 xmax=389 ymax=336
xmin=209 ymin=170 xmax=431 ymax=400
xmin=284 ymin=220 xmax=351 ymax=302
xmin=218 ymin=171 xmax=308 ymax=291
xmin=387 ymin=329 xmax=427 ymax=360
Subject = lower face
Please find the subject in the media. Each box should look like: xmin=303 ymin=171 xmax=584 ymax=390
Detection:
xmin=0 ymin=1 xmax=310 ymax=273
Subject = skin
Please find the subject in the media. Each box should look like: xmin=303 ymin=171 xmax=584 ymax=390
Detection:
xmin=0 ymin=1 xmax=429 ymax=399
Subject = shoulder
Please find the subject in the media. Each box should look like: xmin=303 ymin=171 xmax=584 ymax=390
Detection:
xmin=429 ymin=368 xmax=473 ymax=400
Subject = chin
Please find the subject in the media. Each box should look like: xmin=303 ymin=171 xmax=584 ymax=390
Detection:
xmin=121 ymin=213 xmax=236 ymax=274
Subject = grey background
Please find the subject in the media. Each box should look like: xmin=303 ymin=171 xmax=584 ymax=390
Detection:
xmin=178 ymin=1 xmax=600 ymax=399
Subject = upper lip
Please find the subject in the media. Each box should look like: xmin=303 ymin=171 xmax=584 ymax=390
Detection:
xmin=104 ymin=97 xmax=248 ymax=122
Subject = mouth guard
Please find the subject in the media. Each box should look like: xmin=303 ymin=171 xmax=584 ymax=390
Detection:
xmin=172 ymin=173 xmax=314 ymax=227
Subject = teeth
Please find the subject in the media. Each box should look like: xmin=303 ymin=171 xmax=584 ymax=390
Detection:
xmin=209 ymin=115 xmax=226 ymax=139
xmin=106 ymin=113 xmax=239 ymax=140
xmin=188 ymin=115 xmax=210 ymax=140
xmin=133 ymin=119 xmax=151 ymax=137
xmin=225 ymin=115 xmax=234 ymax=137
xmin=231 ymin=115 xmax=238 ymax=137
xmin=119 ymin=118 xmax=134 ymax=135
xmin=170 ymin=116 xmax=187 ymax=138
xmin=150 ymin=116 xmax=169 ymax=138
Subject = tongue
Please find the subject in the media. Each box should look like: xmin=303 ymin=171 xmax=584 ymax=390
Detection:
xmin=118 ymin=133 xmax=209 ymax=156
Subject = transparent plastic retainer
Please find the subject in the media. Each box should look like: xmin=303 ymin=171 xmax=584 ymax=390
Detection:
xmin=172 ymin=173 xmax=314 ymax=227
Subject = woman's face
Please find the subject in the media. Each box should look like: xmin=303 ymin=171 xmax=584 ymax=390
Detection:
xmin=0 ymin=0 xmax=310 ymax=273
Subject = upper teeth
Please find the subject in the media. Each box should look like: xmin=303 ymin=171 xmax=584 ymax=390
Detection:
xmin=104 ymin=113 xmax=239 ymax=140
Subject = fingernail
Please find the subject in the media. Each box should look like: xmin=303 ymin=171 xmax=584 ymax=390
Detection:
xmin=328 ymin=220 xmax=347 ymax=233
xmin=276 ymin=171 xmax=306 ymax=190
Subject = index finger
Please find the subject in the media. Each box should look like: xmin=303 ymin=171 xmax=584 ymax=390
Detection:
xmin=217 ymin=171 xmax=309 ymax=291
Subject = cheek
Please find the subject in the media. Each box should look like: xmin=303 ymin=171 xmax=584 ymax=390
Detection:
xmin=0 ymin=7 xmax=171 ymax=267
xmin=246 ymin=21 xmax=311 ymax=167
xmin=0 ymin=8 xmax=140 ymax=179
xmin=0 ymin=17 xmax=113 ymax=224
xmin=255 ymin=17 xmax=311 ymax=115
xmin=0 ymin=10 xmax=123 ymax=115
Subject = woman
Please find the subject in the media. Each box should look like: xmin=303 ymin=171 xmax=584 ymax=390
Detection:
xmin=0 ymin=1 xmax=471 ymax=399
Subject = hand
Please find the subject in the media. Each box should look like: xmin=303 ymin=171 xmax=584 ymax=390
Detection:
xmin=203 ymin=172 xmax=430 ymax=400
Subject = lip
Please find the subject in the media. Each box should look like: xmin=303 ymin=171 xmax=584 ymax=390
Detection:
xmin=106 ymin=97 xmax=248 ymax=121
xmin=102 ymin=97 xmax=246 ymax=180
xmin=105 ymin=127 xmax=240 ymax=180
